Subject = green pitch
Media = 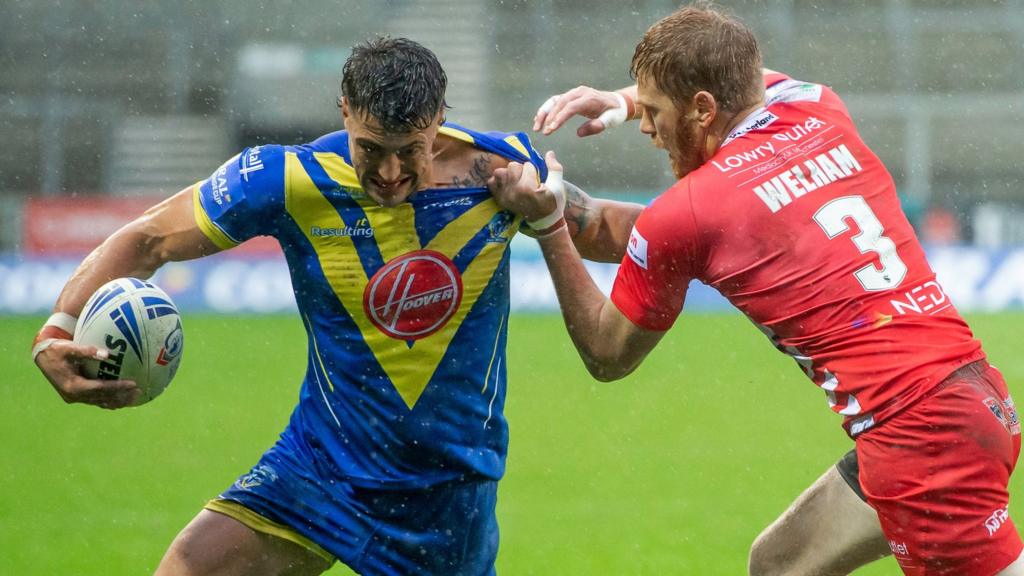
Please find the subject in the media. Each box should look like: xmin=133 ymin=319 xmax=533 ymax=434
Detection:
xmin=3 ymin=313 xmax=1022 ymax=574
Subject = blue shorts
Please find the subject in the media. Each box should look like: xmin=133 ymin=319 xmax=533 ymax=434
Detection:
xmin=208 ymin=432 xmax=499 ymax=576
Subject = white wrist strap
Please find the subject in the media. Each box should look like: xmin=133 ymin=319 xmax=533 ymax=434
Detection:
xmin=597 ymin=92 xmax=629 ymax=130
xmin=45 ymin=312 xmax=78 ymax=335
xmin=526 ymin=169 xmax=567 ymax=231
xmin=32 ymin=312 xmax=78 ymax=362
xmin=32 ymin=339 xmax=61 ymax=361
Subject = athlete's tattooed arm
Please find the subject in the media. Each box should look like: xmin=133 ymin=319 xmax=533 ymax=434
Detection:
xmin=563 ymin=181 xmax=594 ymax=238
xmin=561 ymin=181 xmax=644 ymax=264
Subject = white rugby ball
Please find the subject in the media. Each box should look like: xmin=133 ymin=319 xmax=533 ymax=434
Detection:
xmin=74 ymin=278 xmax=184 ymax=405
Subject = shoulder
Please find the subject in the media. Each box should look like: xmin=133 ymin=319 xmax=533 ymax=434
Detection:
xmin=766 ymin=77 xmax=828 ymax=106
xmin=228 ymin=144 xmax=286 ymax=191
xmin=637 ymin=179 xmax=697 ymax=238
xmin=765 ymin=75 xmax=850 ymax=119
xmin=442 ymin=123 xmax=547 ymax=175
xmin=305 ymin=130 xmax=350 ymax=156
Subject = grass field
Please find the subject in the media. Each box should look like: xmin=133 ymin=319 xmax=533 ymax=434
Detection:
xmin=3 ymin=312 xmax=1023 ymax=575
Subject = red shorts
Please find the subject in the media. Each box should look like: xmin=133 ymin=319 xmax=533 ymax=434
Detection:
xmin=857 ymin=360 xmax=1022 ymax=576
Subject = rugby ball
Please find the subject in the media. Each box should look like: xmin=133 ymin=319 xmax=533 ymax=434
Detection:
xmin=74 ymin=278 xmax=184 ymax=405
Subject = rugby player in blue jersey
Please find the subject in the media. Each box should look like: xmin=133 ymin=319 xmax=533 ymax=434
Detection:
xmin=32 ymin=37 xmax=642 ymax=575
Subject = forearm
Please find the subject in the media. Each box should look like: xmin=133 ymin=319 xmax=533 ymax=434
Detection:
xmin=55 ymin=226 xmax=164 ymax=316
xmin=538 ymin=225 xmax=632 ymax=380
xmin=563 ymin=181 xmax=643 ymax=263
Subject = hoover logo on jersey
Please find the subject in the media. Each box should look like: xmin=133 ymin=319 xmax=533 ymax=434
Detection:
xmin=363 ymin=250 xmax=463 ymax=340
xmin=627 ymin=227 xmax=649 ymax=270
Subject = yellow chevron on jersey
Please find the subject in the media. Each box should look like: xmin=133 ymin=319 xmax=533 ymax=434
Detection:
xmin=312 ymin=152 xmax=362 ymax=190
xmin=283 ymin=151 xmax=513 ymax=408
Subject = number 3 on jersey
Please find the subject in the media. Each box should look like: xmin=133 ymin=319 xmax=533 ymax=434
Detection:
xmin=813 ymin=195 xmax=907 ymax=291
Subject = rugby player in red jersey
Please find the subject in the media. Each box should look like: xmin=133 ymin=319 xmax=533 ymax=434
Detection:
xmin=490 ymin=4 xmax=1023 ymax=575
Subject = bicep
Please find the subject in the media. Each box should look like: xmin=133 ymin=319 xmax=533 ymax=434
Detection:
xmin=132 ymin=186 xmax=221 ymax=262
xmin=54 ymin=187 xmax=219 ymax=315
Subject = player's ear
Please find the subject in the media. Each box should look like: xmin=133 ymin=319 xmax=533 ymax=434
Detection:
xmin=693 ymin=91 xmax=717 ymax=128
xmin=340 ymin=96 xmax=351 ymax=120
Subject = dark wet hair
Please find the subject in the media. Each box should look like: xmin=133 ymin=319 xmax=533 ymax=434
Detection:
xmin=340 ymin=37 xmax=448 ymax=132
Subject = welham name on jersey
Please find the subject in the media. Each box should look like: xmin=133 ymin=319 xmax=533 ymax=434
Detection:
xmin=751 ymin=144 xmax=863 ymax=213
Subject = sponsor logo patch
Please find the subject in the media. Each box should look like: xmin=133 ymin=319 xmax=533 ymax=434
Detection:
xmin=888 ymin=540 xmax=910 ymax=556
xmin=486 ymin=211 xmax=514 ymax=244
xmin=766 ymin=79 xmax=823 ymax=105
xmin=363 ymin=250 xmax=463 ymax=340
xmin=985 ymin=506 xmax=1010 ymax=536
xmin=239 ymin=146 xmax=264 ymax=181
xmin=626 ymin=227 xmax=649 ymax=270
xmin=1005 ymin=397 xmax=1021 ymax=435
xmin=235 ymin=464 xmax=278 ymax=490
xmin=210 ymin=164 xmax=230 ymax=205
xmin=722 ymin=109 xmax=779 ymax=146
xmin=310 ymin=220 xmax=374 ymax=238
xmin=984 ymin=396 xmax=1021 ymax=435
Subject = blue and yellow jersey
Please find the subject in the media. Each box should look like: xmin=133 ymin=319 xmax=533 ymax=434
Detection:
xmin=193 ymin=123 xmax=546 ymax=488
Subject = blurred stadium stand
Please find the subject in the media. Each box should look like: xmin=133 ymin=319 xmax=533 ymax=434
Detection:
xmin=1 ymin=0 xmax=1023 ymax=249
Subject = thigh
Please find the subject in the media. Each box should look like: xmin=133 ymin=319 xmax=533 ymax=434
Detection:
xmin=215 ymin=439 xmax=377 ymax=568
xmin=155 ymin=509 xmax=333 ymax=576
xmin=858 ymin=363 xmax=1023 ymax=576
xmin=749 ymin=456 xmax=890 ymax=576
xmin=355 ymin=480 xmax=499 ymax=576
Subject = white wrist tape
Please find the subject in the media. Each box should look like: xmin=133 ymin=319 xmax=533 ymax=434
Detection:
xmin=45 ymin=312 xmax=78 ymax=335
xmin=526 ymin=169 xmax=567 ymax=231
xmin=596 ymin=92 xmax=629 ymax=130
xmin=31 ymin=312 xmax=78 ymax=362
xmin=32 ymin=339 xmax=61 ymax=362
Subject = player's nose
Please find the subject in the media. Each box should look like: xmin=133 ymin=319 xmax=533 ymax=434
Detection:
xmin=378 ymin=153 xmax=402 ymax=182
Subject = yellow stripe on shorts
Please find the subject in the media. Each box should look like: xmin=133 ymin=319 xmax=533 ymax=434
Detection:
xmin=204 ymin=498 xmax=335 ymax=563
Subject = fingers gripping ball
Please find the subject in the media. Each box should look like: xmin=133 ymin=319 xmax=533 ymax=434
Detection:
xmin=74 ymin=278 xmax=184 ymax=405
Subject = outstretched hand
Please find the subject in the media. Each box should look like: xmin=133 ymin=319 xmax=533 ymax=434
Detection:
xmin=488 ymin=151 xmax=565 ymax=225
xmin=35 ymin=340 xmax=140 ymax=409
xmin=533 ymin=86 xmax=628 ymax=137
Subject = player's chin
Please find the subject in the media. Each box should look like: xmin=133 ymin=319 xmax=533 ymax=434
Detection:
xmin=366 ymin=178 xmax=416 ymax=206
xmin=670 ymin=153 xmax=698 ymax=179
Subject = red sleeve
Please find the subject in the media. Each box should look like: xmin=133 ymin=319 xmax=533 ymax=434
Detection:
xmin=610 ymin=182 xmax=702 ymax=331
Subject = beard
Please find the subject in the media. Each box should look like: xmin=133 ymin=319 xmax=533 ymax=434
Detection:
xmin=668 ymin=118 xmax=709 ymax=179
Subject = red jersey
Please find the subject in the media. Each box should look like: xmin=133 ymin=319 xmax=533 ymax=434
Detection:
xmin=611 ymin=73 xmax=984 ymax=435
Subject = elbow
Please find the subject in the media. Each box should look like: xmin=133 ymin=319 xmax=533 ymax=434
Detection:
xmin=588 ymin=366 xmax=627 ymax=383
xmin=582 ymin=351 xmax=635 ymax=382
